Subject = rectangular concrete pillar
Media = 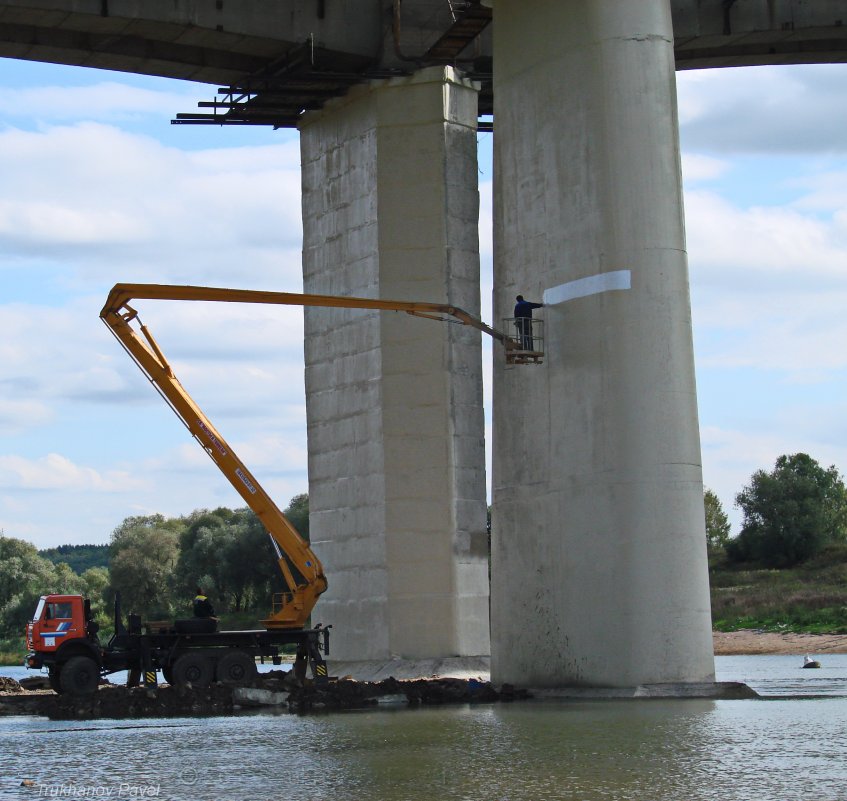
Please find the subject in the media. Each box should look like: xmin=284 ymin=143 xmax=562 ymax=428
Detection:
xmin=491 ymin=0 xmax=715 ymax=687
xmin=300 ymin=67 xmax=490 ymax=663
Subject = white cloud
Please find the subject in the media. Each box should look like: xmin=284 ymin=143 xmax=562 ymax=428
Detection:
xmin=0 ymin=397 xmax=53 ymax=433
xmin=0 ymin=122 xmax=303 ymax=286
xmin=681 ymin=153 xmax=729 ymax=184
xmin=0 ymin=300 xmax=143 ymax=415
xmin=693 ymin=291 xmax=847 ymax=372
xmin=686 ymin=189 xmax=847 ymax=280
xmin=0 ymin=452 xmax=144 ymax=491
xmin=0 ymin=81 xmax=198 ymax=121
xmin=678 ymin=64 xmax=847 ymax=153
xmin=791 ymin=170 xmax=847 ymax=213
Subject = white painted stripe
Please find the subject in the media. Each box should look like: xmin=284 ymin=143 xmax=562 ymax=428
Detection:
xmin=542 ymin=270 xmax=631 ymax=306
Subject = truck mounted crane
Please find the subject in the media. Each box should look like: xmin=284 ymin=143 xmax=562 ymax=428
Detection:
xmin=25 ymin=283 xmax=522 ymax=695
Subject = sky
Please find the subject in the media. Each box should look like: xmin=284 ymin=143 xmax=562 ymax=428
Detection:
xmin=0 ymin=57 xmax=845 ymax=548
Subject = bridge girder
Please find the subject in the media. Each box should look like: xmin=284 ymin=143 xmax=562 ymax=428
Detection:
xmin=0 ymin=0 xmax=845 ymax=125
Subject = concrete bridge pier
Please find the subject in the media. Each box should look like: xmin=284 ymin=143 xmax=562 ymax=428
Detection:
xmin=491 ymin=0 xmax=715 ymax=688
xmin=299 ymin=67 xmax=490 ymax=669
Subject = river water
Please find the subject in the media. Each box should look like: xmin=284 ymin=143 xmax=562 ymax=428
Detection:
xmin=1 ymin=655 xmax=846 ymax=801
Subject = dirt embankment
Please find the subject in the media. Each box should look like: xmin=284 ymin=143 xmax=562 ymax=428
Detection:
xmin=713 ymin=630 xmax=847 ymax=655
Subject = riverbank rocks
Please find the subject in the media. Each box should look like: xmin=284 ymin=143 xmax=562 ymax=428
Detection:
xmin=0 ymin=674 xmax=526 ymax=719
xmin=0 ymin=677 xmax=23 ymax=693
xmin=19 ymin=675 xmax=51 ymax=690
xmin=281 ymin=676 xmax=531 ymax=713
xmin=1 ymin=683 xmax=235 ymax=720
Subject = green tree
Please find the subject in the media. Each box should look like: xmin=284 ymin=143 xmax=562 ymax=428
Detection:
xmin=109 ymin=514 xmax=181 ymax=617
xmin=283 ymin=493 xmax=309 ymax=541
xmin=704 ymin=488 xmax=731 ymax=550
xmin=177 ymin=508 xmax=243 ymax=612
xmin=39 ymin=544 xmax=110 ymax=573
xmin=225 ymin=508 xmax=277 ymax=612
xmin=238 ymin=508 xmax=287 ymax=613
xmin=80 ymin=566 xmax=111 ymax=627
xmin=729 ymin=453 xmax=847 ymax=567
xmin=175 ymin=509 xmax=238 ymax=613
xmin=224 ymin=496 xmax=312 ymax=615
xmin=0 ymin=535 xmax=53 ymax=610
xmin=0 ymin=535 xmax=86 ymax=639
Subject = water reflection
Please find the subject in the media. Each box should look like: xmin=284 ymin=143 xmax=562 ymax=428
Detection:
xmin=2 ymin=656 xmax=846 ymax=801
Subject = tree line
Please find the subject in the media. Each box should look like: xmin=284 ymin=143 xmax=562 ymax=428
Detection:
xmin=704 ymin=453 xmax=847 ymax=567
xmin=39 ymin=544 xmax=110 ymax=574
xmin=2 ymin=452 xmax=845 ymax=648
xmin=0 ymin=494 xmax=308 ymax=644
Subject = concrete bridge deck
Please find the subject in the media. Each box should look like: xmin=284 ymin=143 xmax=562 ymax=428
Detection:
xmin=0 ymin=1 xmax=845 ymax=128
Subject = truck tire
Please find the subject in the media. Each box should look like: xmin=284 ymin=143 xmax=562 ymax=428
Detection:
xmin=48 ymin=666 xmax=63 ymax=694
xmin=216 ymin=651 xmax=258 ymax=685
xmin=172 ymin=653 xmax=214 ymax=688
xmin=60 ymin=656 xmax=100 ymax=696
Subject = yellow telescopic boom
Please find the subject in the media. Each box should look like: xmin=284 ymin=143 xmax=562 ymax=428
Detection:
xmin=100 ymin=284 xmax=516 ymax=630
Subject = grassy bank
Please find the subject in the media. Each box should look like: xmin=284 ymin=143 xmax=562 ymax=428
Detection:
xmin=0 ymin=638 xmax=23 ymax=665
xmin=710 ymin=543 xmax=847 ymax=633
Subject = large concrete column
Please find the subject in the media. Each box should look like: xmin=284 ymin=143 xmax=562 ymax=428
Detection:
xmin=300 ymin=67 xmax=490 ymax=666
xmin=491 ymin=0 xmax=715 ymax=687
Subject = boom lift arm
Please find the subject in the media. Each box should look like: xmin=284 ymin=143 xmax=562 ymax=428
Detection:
xmin=100 ymin=283 xmax=516 ymax=630
xmin=102 ymin=284 xmax=519 ymax=352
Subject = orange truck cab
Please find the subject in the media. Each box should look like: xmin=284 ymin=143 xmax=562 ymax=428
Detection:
xmin=27 ymin=595 xmax=87 ymax=653
xmin=26 ymin=594 xmax=103 ymax=691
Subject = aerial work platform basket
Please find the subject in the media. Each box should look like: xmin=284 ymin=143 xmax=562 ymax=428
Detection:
xmin=503 ymin=317 xmax=544 ymax=365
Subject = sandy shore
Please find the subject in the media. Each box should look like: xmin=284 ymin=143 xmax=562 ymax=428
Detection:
xmin=713 ymin=630 xmax=847 ymax=656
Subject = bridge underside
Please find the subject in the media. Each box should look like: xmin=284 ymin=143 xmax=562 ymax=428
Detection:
xmin=2 ymin=0 xmax=845 ymax=686
xmin=0 ymin=1 xmax=845 ymax=128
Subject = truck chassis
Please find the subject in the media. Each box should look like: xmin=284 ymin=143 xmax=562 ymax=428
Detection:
xmin=27 ymin=596 xmax=329 ymax=695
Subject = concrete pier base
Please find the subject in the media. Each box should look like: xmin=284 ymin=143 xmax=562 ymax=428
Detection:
xmin=325 ymin=661 xmax=756 ymax=700
xmin=300 ymin=67 xmax=490 ymax=663
xmin=327 ymin=656 xmax=491 ymax=682
xmin=490 ymin=0 xmax=715 ymax=688
xmin=530 ymin=683 xmax=759 ymax=701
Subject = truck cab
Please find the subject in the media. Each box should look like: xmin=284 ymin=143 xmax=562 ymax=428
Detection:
xmin=26 ymin=594 xmax=103 ymax=692
xmin=26 ymin=595 xmax=86 ymax=656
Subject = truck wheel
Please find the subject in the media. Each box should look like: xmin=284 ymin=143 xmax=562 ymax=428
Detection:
xmin=172 ymin=653 xmax=214 ymax=688
xmin=216 ymin=651 xmax=258 ymax=685
xmin=48 ymin=666 xmax=63 ymax=695
xmin=60 ymin=656 xmax=100 ymax=696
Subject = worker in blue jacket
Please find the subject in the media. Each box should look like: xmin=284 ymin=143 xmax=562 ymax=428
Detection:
xmin=514 ymin=295 xmax=543 ymax=350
